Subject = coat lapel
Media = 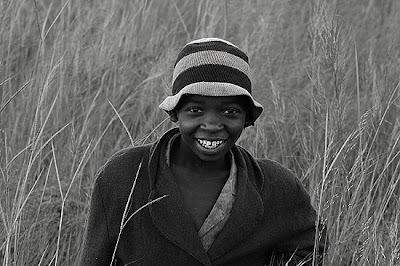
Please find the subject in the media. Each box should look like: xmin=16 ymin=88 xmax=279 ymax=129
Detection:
xmin=147 ymin=129 xmax=212 ymax=266
xmin=207 ymin=145 xmax=265 ymax=260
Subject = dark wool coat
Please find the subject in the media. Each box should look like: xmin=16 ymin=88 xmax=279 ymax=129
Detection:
xmin=79 ymin=128 xmax=326 ymax=266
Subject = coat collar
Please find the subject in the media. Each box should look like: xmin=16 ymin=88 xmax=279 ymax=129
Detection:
xmin=147 ymin=128 xmax=264 ymax=265
xmin=207 ymin=145 xmax=264 ymax=260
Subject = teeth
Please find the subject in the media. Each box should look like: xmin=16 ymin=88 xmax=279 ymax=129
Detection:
xmin=197 ymin=139 xmax=224 ymax=149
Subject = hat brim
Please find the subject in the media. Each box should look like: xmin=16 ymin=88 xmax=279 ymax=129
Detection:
xmin=159 ymin=82 xmax=263 ymax=125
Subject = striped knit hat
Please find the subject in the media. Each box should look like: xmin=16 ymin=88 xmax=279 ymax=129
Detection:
xmin=159 ymin=37 xmax=263 ymax=125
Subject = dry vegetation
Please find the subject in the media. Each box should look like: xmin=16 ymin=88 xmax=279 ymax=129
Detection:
xmin=1 ymin=0 xmax=399 ymax=265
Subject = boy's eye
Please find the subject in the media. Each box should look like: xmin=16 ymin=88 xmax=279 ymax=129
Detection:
xmin=186 ymin=106 xmax=203 ymax=113
xmin=223 ymin=108 xmax=240 ymax=115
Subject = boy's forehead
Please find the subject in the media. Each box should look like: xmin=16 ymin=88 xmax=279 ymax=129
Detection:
xmin=179 ymin=94 xmax=247 ymax=105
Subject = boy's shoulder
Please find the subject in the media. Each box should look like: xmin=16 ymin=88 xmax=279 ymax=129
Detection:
xmin=106 ymin=143 xmax=152 ymax=166
xmin=95 ymin=143 xmax=153 ymax=182
xmin=254 ymin=157 xmax=310 ymax=199
xmin=255 ymin=158 xmax=296 ymax=180
xmin=117 ymin=143 xmax=153 ymax=158
xmin=234 ymin=145 xmax=299 ymax=187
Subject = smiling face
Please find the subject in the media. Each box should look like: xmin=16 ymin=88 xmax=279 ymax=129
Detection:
xmin=171 ymin=94 xmax=247 ymax=164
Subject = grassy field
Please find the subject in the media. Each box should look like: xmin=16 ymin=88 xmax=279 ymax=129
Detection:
xmin=1 ymin=0 xmax=399 ymax=265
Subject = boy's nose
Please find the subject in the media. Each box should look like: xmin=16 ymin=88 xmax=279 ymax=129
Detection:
xmin=201 ymin=113 xmax=223 ymax=131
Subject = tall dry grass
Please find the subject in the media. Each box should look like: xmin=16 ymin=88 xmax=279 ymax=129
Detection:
xmin=0 ymin=0 xmax=399 ymax=265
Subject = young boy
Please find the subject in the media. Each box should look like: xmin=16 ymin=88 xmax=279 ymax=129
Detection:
xmin=80 ymin=38 xmax=327 ymax=265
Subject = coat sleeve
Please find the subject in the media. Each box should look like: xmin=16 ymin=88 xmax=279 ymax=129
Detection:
xmin=79 ymin=169 xmax=115 ymax=266
xmin=272 ymin=177 xmax=328 ymax=266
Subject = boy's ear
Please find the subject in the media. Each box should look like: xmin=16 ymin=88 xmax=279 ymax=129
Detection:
xmin=244 ymin=110 xmax=253 ymax=127
xmin=169 ymin=110 xmax=178 ymax=122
